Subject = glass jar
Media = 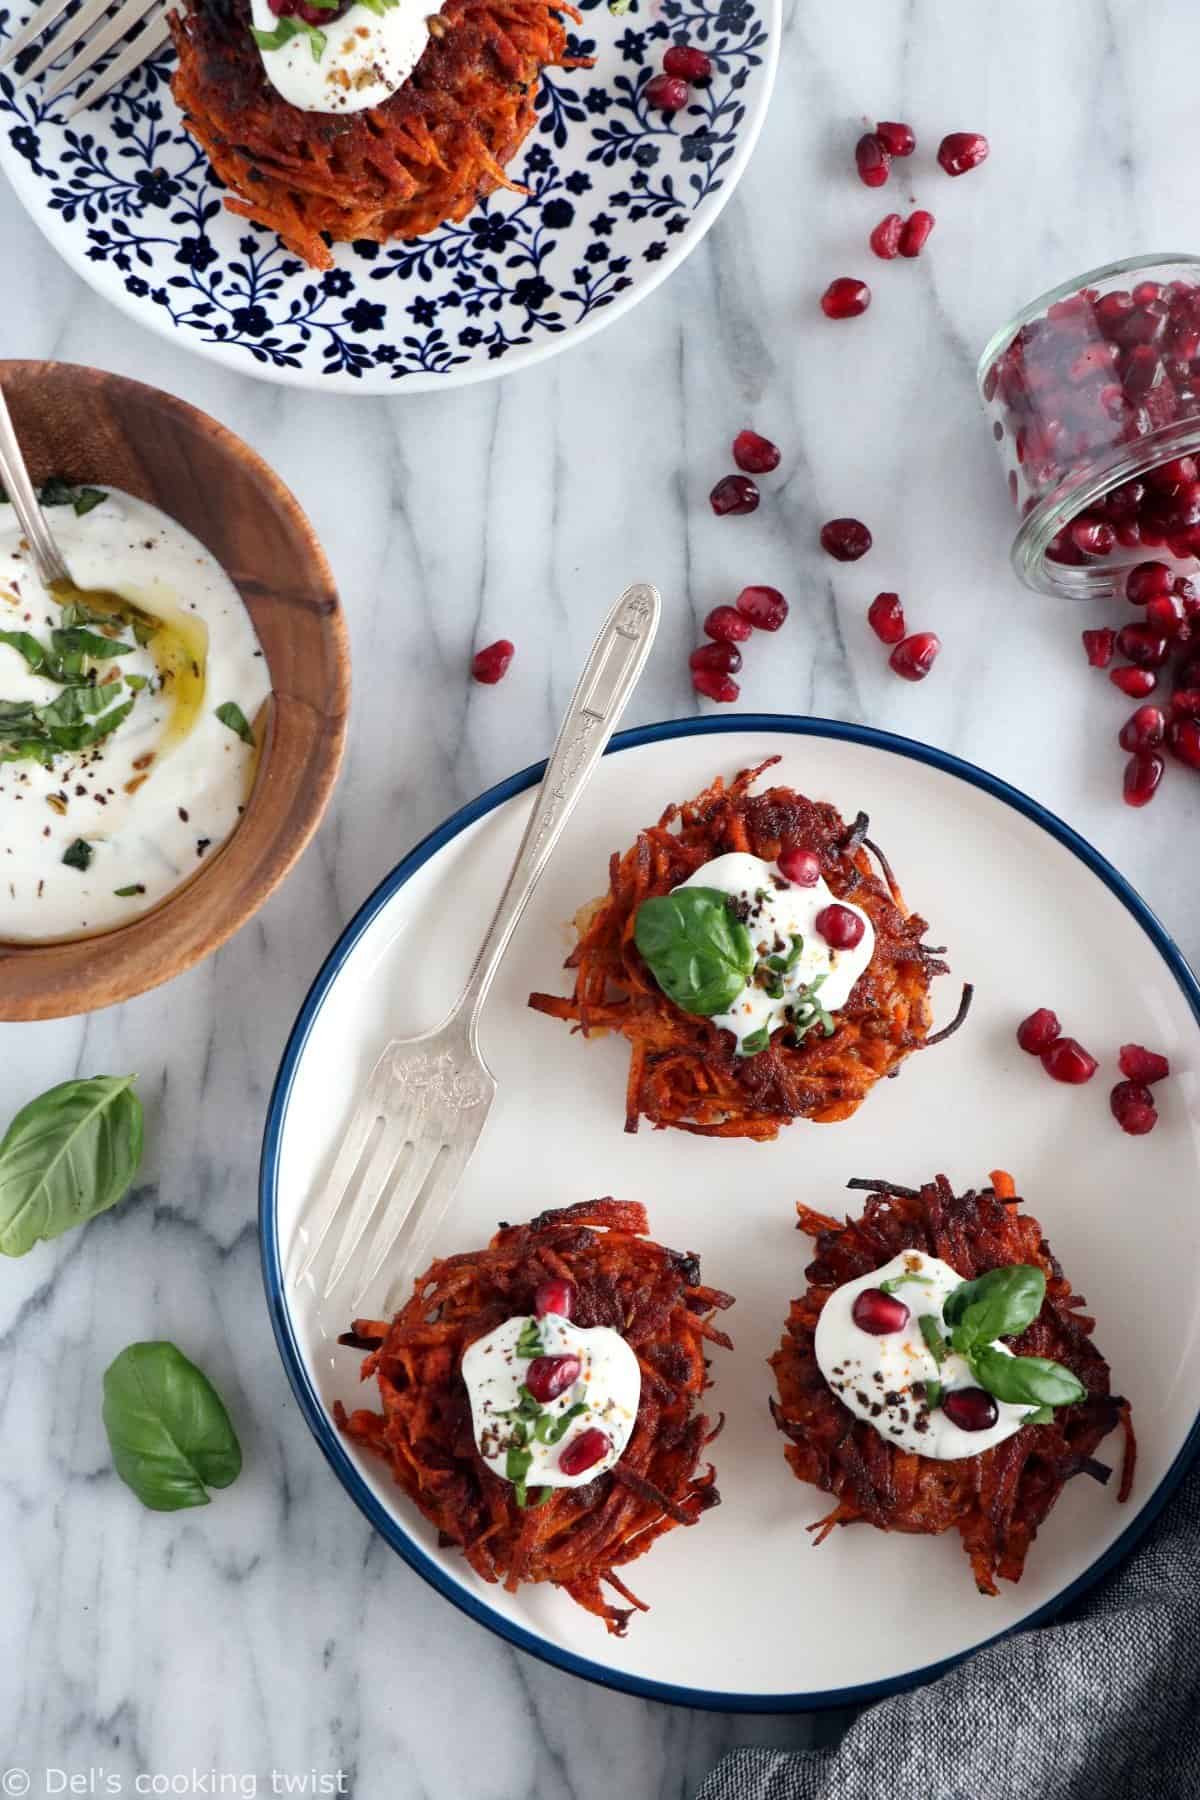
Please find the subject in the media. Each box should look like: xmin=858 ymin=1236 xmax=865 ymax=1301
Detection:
xmin=978 ymin=253 xmax=1200 ymax=600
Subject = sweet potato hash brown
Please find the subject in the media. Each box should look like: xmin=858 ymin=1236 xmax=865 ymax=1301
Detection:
xmin=528 ymin=758 xmax=971 ymax=1139
xmin=770 ymin=1171 xmax=1135 ymax=1594
xmin=335 ymin=1198 xmax=732 ymax=1633
xmin=170 ymin=0 xmax=586 ymax=270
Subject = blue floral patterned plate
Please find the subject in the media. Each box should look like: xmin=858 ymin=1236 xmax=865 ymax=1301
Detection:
xmin=0 ymin=0 xmax=778 ymax=390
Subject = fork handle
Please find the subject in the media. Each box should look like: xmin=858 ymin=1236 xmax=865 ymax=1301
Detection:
xmin=0 ymin=385 xmax=70 ymax=588
xmin=455 ymin=581 xmax=661 ymax=1043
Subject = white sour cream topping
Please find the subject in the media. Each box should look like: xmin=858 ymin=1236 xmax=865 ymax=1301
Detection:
xmin=676 ymin=852 xmax=874 ymax=1052
xmin=462 ymin=1312 xmax=642 ymax=1490
xmin=0 ymin=490 xmax=270 ymax=943
xmin=250 ymin=0 xmax=433 ymax=115
xmin=814 ymin=1249 xmax=1041 ymax=1460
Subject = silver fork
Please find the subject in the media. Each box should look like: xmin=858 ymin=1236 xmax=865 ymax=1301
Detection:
xmin=292 ymin=582 xmax=661 ymax=1312
xmin=0 ymin=0 xmax=180 ymax=119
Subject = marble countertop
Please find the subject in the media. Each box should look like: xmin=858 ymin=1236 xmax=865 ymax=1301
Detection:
xmin=3 ymin=0 xmax=1199 ymax=1793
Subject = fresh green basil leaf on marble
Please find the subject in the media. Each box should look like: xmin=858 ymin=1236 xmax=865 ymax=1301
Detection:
xmin=102 ymin=1342 xmax=242 ymax=1511
xmin=0 ymin=1075 xmax=143 ymax=1256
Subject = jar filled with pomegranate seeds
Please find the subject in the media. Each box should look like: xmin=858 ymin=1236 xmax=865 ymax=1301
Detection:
xmin=979 ymin=255 xmax=1200 ymax=598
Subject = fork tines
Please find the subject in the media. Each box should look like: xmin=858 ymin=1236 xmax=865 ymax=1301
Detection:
xmin=1 ymin=0 xmax=179 ymax=118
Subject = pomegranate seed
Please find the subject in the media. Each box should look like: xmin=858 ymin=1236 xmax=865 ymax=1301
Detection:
xmin=941 ymin=1387 xmax=999 ymax=1432
xmin=1175 ymin=574 xmax=1200 ymax=611
xmin=851 ymin=1288 xmax=910 ymax=1335
xmin=875 ymin=120 xmax=915 ymax=157
xmin=937 ymin=131 xmax=989 ymax=176
xmin=1118 ymin=705 xmax=1165 ymax=751
xmin=868 ymin=591 xmax=906 ymax=645
xmin=870 ymin=214 xmax=903 ymax=260
xmin=1145 ymin=593 xmax=1186 ymax=635
xmin=815 ymin=903 xmax=865 ymax=949
xmin=821 ymin=278 xmax=871 ymax=320
xmin=710 ymin=474 xmax=759 ymax=516
xmin=889 ymin=632 xmax=941 ymax=681
xmin=1041 ymin=1037 xmax=1098 ymax=1084
xmin=1110 ymin=1079 xmax=1158 ymax=1136
xmin=1116 ymin=624 xmax=1170 ymax=668
xmin=644 ymin=72 xmax=689 ymax=111
xmin=704 ymin=604 xmax=752 ymax=644
xmin=690 ymin=641 xmax=742 ymax=675
xmin=820 ymin=517 xmax=872 ymax=561
xmin=898 ymin=210 xmax=935 ymax=257
xmin=525 ymin=1352 xmax=582 ymax=1403
xmin=1096 ymin=291 xmax=1136 ymax=336
xmin=778 ymin=845 xmax=821 ymax=886
xmin=1168 ymin=716 xmax=1200 ymax=767
xmin=1171 ymin=688 xmax=1200 ymax=720
xmin=472 ymin=639 xmax=514 ymax=684
xmin=662 ymin=43 xmax=711 ymax=80
xmin=1119 ymin=1043 xmax=1170 ymax=1084
xmin=1123 ymin=749 xmax=1164 ymax=807
xmin=1109 ymin=666 xmax=1157 ymax=697
xmin=1016 ymin=1008 xmax=1061 ymax=1055
xmin=534 ymin=1278 xmax=575 ymax=1319
xmin=1071 ymin=518 xmax=1116 ymax=558
xmin=558 ymin=1427 xmax=610 ymax=1477
xmin=855 ymin=132 xmax=891 ymax=188
xmin=731 ymin=430 xmax=780 ymax=475
xmin=1082 ymin=628 xmax=1115 ymax=668
xmin=735 ymin=585 xmax=788 ymax=630
xmin=692 ymin=669 xmax=740 ymax=703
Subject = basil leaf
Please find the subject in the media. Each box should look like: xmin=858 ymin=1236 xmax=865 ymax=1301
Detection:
xmin=102 ymin=1342 xmax=242 ymax=1511
xmin=515 ymin=1319 xmax=544 ymax=1358
xmin=38 ymin=477 xmax=79 ymax=507
xmin=73 ymin=487 xmax=107 ymax=517
xmin=969 ymin=1344 xmax=1086 ymax=1410
xmin=519 ymin=1485 xmax=553 ymax=1509
xmin=0 ymin=1075 xmax=143 ymax=1256
xmin=923 ymin=1378 xmax=942 ymax=1409
xmin=505 ymin=1442 xmax=533 ymax=1485
xmin=918 ymin=1313 xmax=947 ymax=1366
xmin=738 ymin=1024 xmax=771 ymax=1058
xmin=0 ymin=629 xmax=49 ymax=673
xmin=114 ymin=884 xmax=146 ymax=898
xmin=251 ymin=15 xmax=326 ymax=58
xmin=62 ymin=838 xmax=93 ymax=872
xmin=215 ymin=700 xmax=255 ymax=746
xmin=51 ymin=627 xmax=130 ymax=663
xmin=1024 ymin=1405 xmax=1054 ymax=1425
xmin=944 ymin=1264 xmax=1046 ymax=1351
xmin=38 ymin=686 xmax=133 ymax=752
xmin=879 ymin=1272 xmax=934 ymax=1296
xmin=634 ymin=887 xmax=755 ymax=1017
xmin=534 ymin=1401 xmax=587 ymax=1445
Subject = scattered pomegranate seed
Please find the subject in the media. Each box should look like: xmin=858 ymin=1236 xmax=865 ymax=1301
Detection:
xmin=534 ymin=1278 xmax=575 ymax=1319
xmin=1125 ymin=561 xmax=1173 ymax=605
xmin=1110 ymin=1079 xmax=1158 ymax=1136
xmin=732 ymin=430 xmax=780 ymax=474
xmin=889 ymin=632 xmax=941 ymax=681
xmin=821 ymin=277 xmax=871 ymax=320
xmin=1116 ymin=624 xmax=1171 ymax=668
xmin=898 ymin=210 xmax=935 ymax=258
xmin=704 ymin=604 xmax=752 ymax=644
xmin=778 ymin=845 xmax=821 ymax=886
xmin=815 ymin=903 xmax=865 ymax=949
xmin=1123 ymin=749 xmax=1164 ymax=807
xmin=1016 ymin=1008 xmax=1061 ymax=1055
xmin=937 ymin=131 xmax=989 ymax=176
xmin=1041 ymin=1037 xmax=1098 ymax=1084
xmin=868 ymin=591 xmax=906 ymax=645
xmin=710 ymin=474 xmax=759 ymax=516
xmin=870 ymin=214 xmax=903 ymax=260
xmin=1168 ymin=716 xmax=1200 ymax=767
xmin=471 ymin=639 xmax=514 ymax=684
xmin=690 ymin=641 xmax=742 ymax=676
xmin=1145 ymin=592 xmax=1187 ymax=635
xmin=662 ymin=43 xmax=711 ymax=80
xmin=1109 ymin=666 xmax=1158 ymax=697
xmin=875 ymin=120 xmax=915 ymax=157
xmin=855 ymin=132 xmax=891 ymax=187
xmin=820 ymin=517 xmax=873 ymax=561
xmin=851 ymin=1288 xmax=910 ymax=1335
xmin=693 ymin=669 xmax=740 ymax=703
xmin=558 ymin=1427 xmax=610 ymax=1477
xmin=644 ymin=72 xmax=689 ymax=112
xmin=1171 ymin=689 xmax=1200 ymax=720
xmin=1118 ymin=705 xmax=1166 ymax=751
xmin=525 ymin=1353 xmax=582 ymax=1403
xmin=1082 ymin=628 xmax=1115 ymax=668
xmin=941 ymin=1387 xmax=999 ymax=1432
xmin=1119 ymin=1043 xmax=1170 ymax=1084
xmin=735 ymin=585 xmax=788 ymax=630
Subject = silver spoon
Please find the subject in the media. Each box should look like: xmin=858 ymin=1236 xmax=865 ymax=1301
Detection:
xmin=0 ymin=384 xmax=71 ymax=585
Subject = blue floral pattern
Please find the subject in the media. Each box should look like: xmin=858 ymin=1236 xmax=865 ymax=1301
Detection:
xmin=0 ymin=0 xmax=772 ymax=389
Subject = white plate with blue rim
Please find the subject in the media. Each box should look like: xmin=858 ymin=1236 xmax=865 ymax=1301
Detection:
xmin=0 ymin=0 xmax=777 ymax=391
xmin=260 ymin=716 xmax=1200 ymax=1708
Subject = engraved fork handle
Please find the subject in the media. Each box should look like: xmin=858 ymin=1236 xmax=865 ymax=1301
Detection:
xmin=453 ymin=582 xmax=661 ymax=1047
xmin=0 ymin=385 xmax=70 ymax=587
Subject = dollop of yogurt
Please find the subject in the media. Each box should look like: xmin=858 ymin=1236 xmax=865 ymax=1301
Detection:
xmin=676 ymin=852 xmax=874 ymax=1053
xmin=250 ymin=0 xmax=433 ymax=115
xmin=814 ymin=1249 xmax=1041 ymax=1460
xmin=461 ymin=1311 xmax=641 ymax=1491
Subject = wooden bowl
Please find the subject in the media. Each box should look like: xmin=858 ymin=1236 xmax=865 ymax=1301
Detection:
xmin=0 ymin=360 xmax=349 ymax=1021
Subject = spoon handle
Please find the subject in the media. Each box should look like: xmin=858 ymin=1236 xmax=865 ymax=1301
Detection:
xmin=0 ymin=386 xmax=70 ymax=587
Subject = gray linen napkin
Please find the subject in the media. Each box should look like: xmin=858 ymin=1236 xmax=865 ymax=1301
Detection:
xmin=696 ymin=1459 xmax=1200 ymax=1800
